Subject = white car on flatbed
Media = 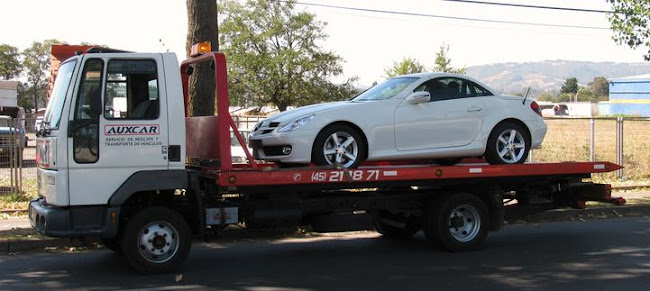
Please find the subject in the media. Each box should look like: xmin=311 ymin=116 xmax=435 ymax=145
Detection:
xmin=250 ymin=73 xmax=547 ymax=168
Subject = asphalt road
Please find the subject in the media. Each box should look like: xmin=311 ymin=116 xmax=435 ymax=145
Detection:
xmin=0 ymin=216 xmax=649 ymax=290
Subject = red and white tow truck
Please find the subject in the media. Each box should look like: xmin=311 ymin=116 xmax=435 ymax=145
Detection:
xmin=30 ymin=44 xmax=624 ymax=273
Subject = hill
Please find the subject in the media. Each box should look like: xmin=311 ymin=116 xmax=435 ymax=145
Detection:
xmin=465 ymin=60 xmax=650 ymax=96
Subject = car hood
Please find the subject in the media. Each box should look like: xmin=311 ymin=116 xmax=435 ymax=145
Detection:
xmin=263 ymin=101 xmax=358 ymax=123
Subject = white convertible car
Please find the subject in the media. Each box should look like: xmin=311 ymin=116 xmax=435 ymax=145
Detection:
xmin=249 ymin=73 xmax=547 ymax=168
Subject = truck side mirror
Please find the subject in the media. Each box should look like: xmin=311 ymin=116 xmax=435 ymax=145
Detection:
xmin=406 ymin=91 xmax=430 ymax=104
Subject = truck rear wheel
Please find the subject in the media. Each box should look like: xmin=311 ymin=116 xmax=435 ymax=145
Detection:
xmin=424 ymin=193 xmax=488 ymax=251
xmin=121 ymin=207 xmax=192 ymax=274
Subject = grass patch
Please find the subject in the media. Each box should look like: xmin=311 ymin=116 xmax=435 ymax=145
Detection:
xmin=0 ymin=178 xmax=37 ymax=211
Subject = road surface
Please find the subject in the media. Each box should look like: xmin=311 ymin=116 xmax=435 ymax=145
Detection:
xmin=0 ymin=216 xmax=648 ymax=290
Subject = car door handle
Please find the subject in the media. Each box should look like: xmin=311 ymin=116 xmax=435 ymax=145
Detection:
xmin=467 ymin=106 xmax=482 ymax=112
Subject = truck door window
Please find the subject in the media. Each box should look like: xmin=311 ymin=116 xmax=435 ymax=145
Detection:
xmin=72 ymin=59 xmax=103 ymax=163
xmin=104 ymin=60 xmax=159 ymax=119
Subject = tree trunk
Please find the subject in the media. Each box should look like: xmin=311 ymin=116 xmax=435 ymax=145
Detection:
xmin=186 ymin=0 xmax=219 ymax=117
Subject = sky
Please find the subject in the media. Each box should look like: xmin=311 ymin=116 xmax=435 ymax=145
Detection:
xmin=0 ymin=0 xmax=645 ymax=86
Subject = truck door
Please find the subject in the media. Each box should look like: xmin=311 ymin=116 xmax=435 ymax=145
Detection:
xmin=67 ymin=55 xmax=170 ymax=206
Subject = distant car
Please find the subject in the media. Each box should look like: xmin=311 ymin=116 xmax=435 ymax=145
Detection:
xmin=249 ymin=73 xmax=547 ymax=168
xmin=540 ymin=103 xmax=569 ymax=117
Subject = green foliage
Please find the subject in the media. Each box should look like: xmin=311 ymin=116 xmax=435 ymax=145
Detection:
xmin=560 ymin=77 xmax=579 ymax=94
xmin=384 ymin=57 xmax=425 ymax=78
xmin=607 ymin=0 xmax=650 ymax=60
xmin=0 ymin=44 xmax=22 ymax=80
xmin=218 ymin=0 xmax=357 ymax=111
xmin=433 ymin=44 xmax=466 ymax=74
xmin=22 ymin=39 xmax=64 ymax=111
xmin=589 ymin=76 xmax=609 ymax=98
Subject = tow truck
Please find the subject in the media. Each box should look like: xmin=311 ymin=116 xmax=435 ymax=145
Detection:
xmin=30 ymin=44 xmax=624 ymax=273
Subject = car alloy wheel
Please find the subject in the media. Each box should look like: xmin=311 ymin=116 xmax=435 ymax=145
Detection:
xmin=312 ymin=124 xmax=366 ymax=168
xmin=323 ymin=131 xmax=359 ymax=168
xmin=485 ymin=122 xmax=530 ymax=164
xmin=495 ymin=129 xmax=526 ymax=163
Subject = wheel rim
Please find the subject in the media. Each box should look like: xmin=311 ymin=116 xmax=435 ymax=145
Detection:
xmin=138 ymin=221 xmax=180 ymax=264
xmin=322 ymin=131 xmax=359 ymax=168
xmin=495 ymin=129 xmax=526 ymax=163
xmin=448 ymin=204 xmax=481 ymax=243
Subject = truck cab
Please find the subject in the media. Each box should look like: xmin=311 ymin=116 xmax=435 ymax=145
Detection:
xmin=32 ymin=49 xmax=187 ymax=236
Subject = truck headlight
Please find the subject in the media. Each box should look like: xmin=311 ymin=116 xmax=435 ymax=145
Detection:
xmin=278 ymin=115 xmax=314 ymax=133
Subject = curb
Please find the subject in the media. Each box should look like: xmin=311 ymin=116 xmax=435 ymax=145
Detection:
xmin=2 ymin=205 xmax=650 ymax=255
xmin=0 ymin=237 xmax=99 ymax=254
xmin=506 ymin=205 xmax=650 ymax=224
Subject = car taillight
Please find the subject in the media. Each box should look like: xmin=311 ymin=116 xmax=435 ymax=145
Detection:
xmin=530 ymin=101 xmax=543 ymax=117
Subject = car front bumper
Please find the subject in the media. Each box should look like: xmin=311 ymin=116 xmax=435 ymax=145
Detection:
xmin=249 ymin=131 xmax=315 ymax=164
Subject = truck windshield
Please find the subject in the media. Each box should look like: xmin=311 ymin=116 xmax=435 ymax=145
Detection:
xmin=352 ymin=77 xmax=418 ymax=101
xmin=43 ymin=59 xmax=77 ymax=129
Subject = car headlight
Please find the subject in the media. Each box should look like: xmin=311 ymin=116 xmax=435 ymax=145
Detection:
xmin=278 ymin=115 xmax=315 ymax=133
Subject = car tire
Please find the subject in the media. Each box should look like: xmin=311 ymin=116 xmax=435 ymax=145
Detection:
xmin=121 ymin=207 xmax=192 ymax=274
xmin=423 ymin=193 xmax=488 ymax=252
xmin=485 ymin=122 xmax=530 ymax=164
xmin=312 ymin=124 xmax=366 ymax=168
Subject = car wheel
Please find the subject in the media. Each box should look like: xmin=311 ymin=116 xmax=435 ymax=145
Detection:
xmin=485 ymin=122 xmax=530 ymax=164
xmin=312 ymin=124 xmax=366 ymax=168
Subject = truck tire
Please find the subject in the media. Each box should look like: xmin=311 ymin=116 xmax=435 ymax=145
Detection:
xmin=424 ymin=193 xmax=488 ymax=252
xmin=121 ymin=207 xmax=192 ymax=274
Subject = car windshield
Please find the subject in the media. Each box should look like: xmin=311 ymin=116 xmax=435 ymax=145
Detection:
xmin=352 ymin=77 xmax=419 ymax=101
xmin=43 ymin=59 xmax=77 ymax=129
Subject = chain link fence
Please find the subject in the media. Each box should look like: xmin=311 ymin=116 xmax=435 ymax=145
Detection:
xmin=530 ymin=117 xmax=650 ymax=180
xmin=2 ymin=116 xmax=648 ymax=195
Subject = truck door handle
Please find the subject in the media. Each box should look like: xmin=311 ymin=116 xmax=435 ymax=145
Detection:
xmin=467 ymin=106 xmax=482 ymax=112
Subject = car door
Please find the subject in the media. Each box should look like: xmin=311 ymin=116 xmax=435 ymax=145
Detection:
xmin=67 ymin=55 xmax=169 ymax=206
xmin=394 ymin=77 xmax=487 ymax=151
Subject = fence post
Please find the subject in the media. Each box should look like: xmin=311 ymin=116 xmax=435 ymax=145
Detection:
xmin=616 ymin=117 xmax=624 ymax=179
xmin=589 ymin=118 xmax=595 ymax=162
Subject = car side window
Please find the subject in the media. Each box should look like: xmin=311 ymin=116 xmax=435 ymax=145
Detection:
xmin=104 ymin=60 xmax=159 ymax=119
xmin=417 ymin=77 xmax=494 ymax=102
xmin=463 ymin=81 xmax=493 ymax=97
xmin=414 ymin=80 xmax=446 ymax=102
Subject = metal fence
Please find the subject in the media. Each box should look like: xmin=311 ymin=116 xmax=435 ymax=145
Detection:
xmin=1 ymin=116 xmax=648 ymax=195
xmin=529 ymin=117 xmax=650 ymax=180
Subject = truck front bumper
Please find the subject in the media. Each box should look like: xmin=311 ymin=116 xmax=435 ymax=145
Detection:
xmin=29 ymin=198 xmax=119 ymax=238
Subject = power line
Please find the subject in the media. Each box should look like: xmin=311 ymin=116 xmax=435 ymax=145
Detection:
xmin=443 ymin=0 xmax=613 ymax=14
xmin=280 ymin=0 xmax=610 ymax=30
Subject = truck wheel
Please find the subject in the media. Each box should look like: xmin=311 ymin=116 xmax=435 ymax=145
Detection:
xmin=121 ymin=207 xmax=192 ymax=274
xmin=374 ymin=216 xmax=419 ymax=240
xmin=485 ymin=122 xmax=530 ymax=164
xmin=424 ymin=193 xmax=488 ymax=252
xmin=312 ymin=124 xmax=366 ymax=168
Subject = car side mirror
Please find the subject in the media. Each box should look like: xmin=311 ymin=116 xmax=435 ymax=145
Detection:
xmin=406 ymin=91 xmax=430 ymax=104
